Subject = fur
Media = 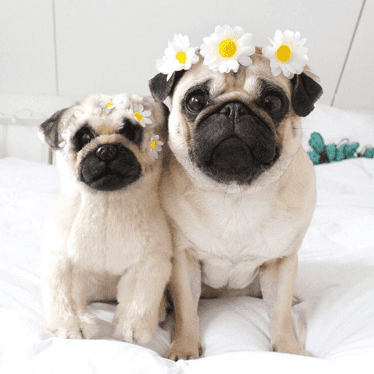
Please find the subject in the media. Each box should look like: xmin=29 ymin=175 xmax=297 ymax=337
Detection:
xmin=149 ymin=48 xmax=322 ymax=359
xmin=40 ymin=93 xmax=172 ymax=344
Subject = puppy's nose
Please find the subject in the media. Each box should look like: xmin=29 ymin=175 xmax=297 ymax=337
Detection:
xmin=96 ymin=144 xmax=118 ymax=161
xmin=220 ymin=102 xmax=249 ymax=120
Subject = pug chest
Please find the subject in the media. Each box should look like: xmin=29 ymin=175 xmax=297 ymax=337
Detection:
xmin=66 ymin=192 xmax=147 ymax=275
xmin=197 ymin=224 xmax=269 ymax=289
xmin=183 ymin=191 xmax=302 ymax=289
xmin=200 ymin=256 xmax=261 ymax=289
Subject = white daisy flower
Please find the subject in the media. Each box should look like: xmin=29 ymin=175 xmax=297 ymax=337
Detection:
xmin=200 ymin=25 xmax=255 ymax=74
xmin=113 ymin=96 xmax=129 ymax=108
xmin=150 ymin=135 xmax=164 ymax=160
xmin=156 ymin=34 xmax=199 ymax=81
xmin=98 ymin=97 xmax=116 ymax=112
xmin=131 ymin=104 xmax=152 ymax=128
xmin=59 ymin=125 xmax=76 ymax=158
xmin=262 ymin=30 xmax=308 ymax=79
xmin=98 ymin=96 xmax=129 ymax=112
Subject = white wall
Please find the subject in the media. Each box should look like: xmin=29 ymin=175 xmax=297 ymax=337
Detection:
xmin=333 ymin=0 xmax=374 ymax=109
xmin=0 ymin=0 xmax=372 ymax=163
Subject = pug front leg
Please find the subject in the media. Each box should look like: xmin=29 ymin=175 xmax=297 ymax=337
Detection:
xmin=42 ymin=254 xmax=82 ymax=339
xmin=114 ymin=253 xmax=172 ymax=344
xmin=259 ymin=252 xmax=310 ymax=356
xmin=43 ymin=254 xmax=100 ymax=339
xmin=167 ymin=248 xmax=202 ymax=361
xmin=70 ymin=268 xmax=100 ymax=339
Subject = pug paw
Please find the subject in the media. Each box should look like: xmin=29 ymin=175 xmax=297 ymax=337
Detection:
xmin=76 ymin=312 xmax=100 ymax=339
xmin=272 ymin=340 xmax=312 ymax=356
xmin=48 ymin=313 xmax=99 ymax=339
xmin=166 ymin=337 xmax=202 ymax=361
xmin=114 ymin=306 xmax=158 ymax=344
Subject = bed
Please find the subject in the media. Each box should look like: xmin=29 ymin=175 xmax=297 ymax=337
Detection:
xmin=1 ymin=104 xmax=374 ymax=374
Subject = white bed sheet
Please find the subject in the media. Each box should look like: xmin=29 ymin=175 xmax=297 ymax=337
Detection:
xmin=0 ymin=147 xmax=374 ymax=373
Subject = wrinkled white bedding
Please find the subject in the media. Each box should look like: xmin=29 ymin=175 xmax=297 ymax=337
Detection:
xmin=1 ymin=111 xmax=374 ymax=373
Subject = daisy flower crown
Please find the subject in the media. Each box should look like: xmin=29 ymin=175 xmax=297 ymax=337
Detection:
xmin=155 ymin=25 xmax=309 ymax=80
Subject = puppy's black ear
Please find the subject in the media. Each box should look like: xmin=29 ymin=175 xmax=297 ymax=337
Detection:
xmin=39 ymin=108 xmax=68 ymax=150
xmin=148 ymin=70 xmax=185 ymax=102
xmin=291 ymin=73 xmax=323 ymax=117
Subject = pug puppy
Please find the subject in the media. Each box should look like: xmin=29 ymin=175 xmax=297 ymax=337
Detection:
xmin=39 ymin=93 xmax=172 ymax=344
xmin=149 ymin=48 xmax=322 ymax=359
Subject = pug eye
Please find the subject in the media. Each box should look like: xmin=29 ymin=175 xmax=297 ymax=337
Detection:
xmin=119 ymin=119 xmax=143 ymax=146
xmin=186 ymin=92 xmax=208 ymax=113
xmin=262 ymin=95 xmax=282 ymax=113
xmin=74 ymin=125 xmax=96 ymax=151
xmin=81 ymin=133 xmax=93 ymax=145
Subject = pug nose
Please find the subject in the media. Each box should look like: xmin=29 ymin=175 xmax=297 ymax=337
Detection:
xmin=96 ymin=144 xmax=118 ymax=161
xmin=220 ymin=102 xmax=249 ymax=120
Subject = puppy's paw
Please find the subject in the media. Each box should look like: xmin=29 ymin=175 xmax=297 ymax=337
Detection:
xmin=272 ymin=339 xmax=312 ymax=356
xmin=48 ymin=313 xmax=99 ymax=339
xmin=166 ymin=337 xmax=202 ymax=361
xmin=77 ymin=312 xmax=100 ymax=339
xmin=48 ymin=315 xmax=83 ymax=339
xmin=114 ymin=306 xmax=158 ymax=345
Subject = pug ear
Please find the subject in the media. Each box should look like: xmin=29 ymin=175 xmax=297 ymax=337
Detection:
xmin=291 ymin=73 xmax=323 ymax=117
xmin=38 ymin=108 xmax=68 ymax=150
xmin=148 ymin=70 xmax=186 ymax=103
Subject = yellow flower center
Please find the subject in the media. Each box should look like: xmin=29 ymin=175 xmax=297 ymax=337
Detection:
xmin=105 ymin=102 xmax=113 ymax=108
xmin=276 ymin=43 xmax=292 ymax=63
xmin=151 ymin=140 xmax=157 ymax=149
xmin=134 ymin=112 xmax=143 ymax=121
xmin=219 ymin=39 xmax=237 ymax=58
xmin=176 ymin=51 xmax=187 ymax=64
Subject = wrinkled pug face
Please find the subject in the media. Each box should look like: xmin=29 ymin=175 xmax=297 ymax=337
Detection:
xmin=149 ymin=48 xmax=322 ymax=190
xmin=39 ymin=94 xmax=168 ymax=192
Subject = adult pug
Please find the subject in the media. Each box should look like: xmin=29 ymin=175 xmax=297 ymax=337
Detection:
xmin=149 ymin=45 xmax=322 ymax=359
xmin=39 ymin=93 xmax=172 ymax=344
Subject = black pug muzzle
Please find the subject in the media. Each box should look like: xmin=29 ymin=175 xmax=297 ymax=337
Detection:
xmin=190 ymin=101 xmax=280 ymax=184
xmin=80 ymin=143 xmax=142 ymax=191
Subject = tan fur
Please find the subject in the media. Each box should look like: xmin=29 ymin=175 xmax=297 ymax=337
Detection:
xmin=41 ymin=93 xmax=172 ymax=344
xmin=159 ymin=51 xmax=318 ymax=359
